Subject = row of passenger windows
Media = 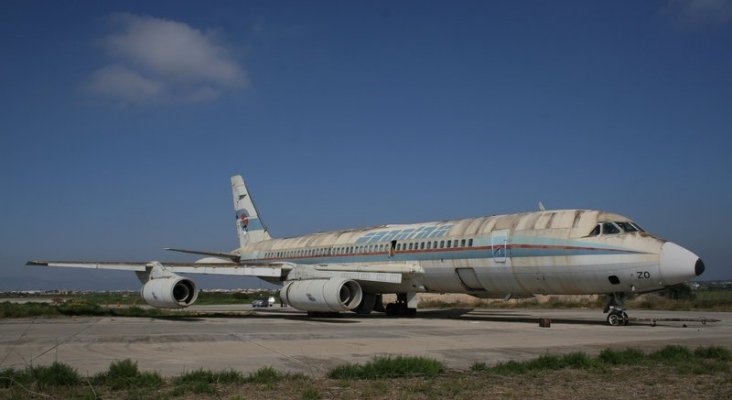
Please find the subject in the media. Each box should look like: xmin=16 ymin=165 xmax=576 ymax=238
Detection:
xmin=588 ymin=221 xmax=645 ymax=236
xmin=264 ymin=238 xmax=474 ymax=259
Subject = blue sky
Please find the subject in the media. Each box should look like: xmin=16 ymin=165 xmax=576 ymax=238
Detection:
xmin=1 ymin=0 xmax=731 ymax=290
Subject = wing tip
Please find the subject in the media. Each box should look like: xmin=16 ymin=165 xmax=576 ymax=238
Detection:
xmin=26 ymin=260 xmax=48 ymax=266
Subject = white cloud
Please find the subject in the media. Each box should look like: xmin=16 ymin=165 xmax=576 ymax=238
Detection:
xmin=84 ymin=64 xmax=164 ymax=104
xmin=83 ymin=13 xmax=248 ymax=106
xmin=663 ymin=0 xmax=732 ymax=28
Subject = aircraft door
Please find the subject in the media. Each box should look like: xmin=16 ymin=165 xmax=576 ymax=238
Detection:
xmin=491 ymin=230 xmax=510 ymax=263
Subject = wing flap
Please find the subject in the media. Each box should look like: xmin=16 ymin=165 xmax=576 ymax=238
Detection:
xmin=287 ymin=262 xmax=421 ymax=284
xmin=164 ymin=248 xmax=241 ymax=262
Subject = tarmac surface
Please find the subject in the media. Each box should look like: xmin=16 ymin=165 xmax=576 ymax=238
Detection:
xmin=1 ymin=306 xmax=730 ymax=376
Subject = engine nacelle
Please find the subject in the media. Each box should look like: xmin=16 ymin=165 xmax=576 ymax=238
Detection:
xmin=141 ymin=275 xmax=198 ymax=308
xmin=280 ymin=278 xmax=363 ymax=312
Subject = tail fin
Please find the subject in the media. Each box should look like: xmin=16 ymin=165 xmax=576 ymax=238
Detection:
xmin=231 ymin=175 xmax=272 ymax=248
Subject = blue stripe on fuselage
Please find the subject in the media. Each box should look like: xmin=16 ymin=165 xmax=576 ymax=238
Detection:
xmin=244 ymin=243 xmax=646 ymax=264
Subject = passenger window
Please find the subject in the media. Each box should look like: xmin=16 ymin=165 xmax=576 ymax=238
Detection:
xmin=439 ymin=240 xmax=444 ymax=248
xmin=461 ymin=239 xmax=466 ymax=247
xmin=468 ymin=239 xmax=473 ymax=247
xmin=447 ymin=240 xmax=452 ymax=248
xmin=420 ymin=242 xmax=425 ymax=250
xmin=602 ymin=222 xmax=621 ymax=235
xmin=426 ymin=242 xmax=432 ymax=249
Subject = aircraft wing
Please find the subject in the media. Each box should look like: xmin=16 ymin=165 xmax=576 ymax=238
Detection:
xmin=26 ymin=260 xmax=285 ymax=278
xmin=25 ymin=260 xmax=418 ymax=283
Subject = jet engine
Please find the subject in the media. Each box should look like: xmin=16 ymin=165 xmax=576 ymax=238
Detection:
xmin=141 ymin=275 xmax=198 ymax=308
xmin=280 ymin=278 xmax=363 ymax=312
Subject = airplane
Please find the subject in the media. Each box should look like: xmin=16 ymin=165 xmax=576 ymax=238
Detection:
xmin=28 ymin=175 xmax=705 ymax=326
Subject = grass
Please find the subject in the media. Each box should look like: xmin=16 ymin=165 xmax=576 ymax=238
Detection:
xmin=0 ymin=346 xmax=730 ymax=399
xmin=0 ymin=362 xmax=82 ymax=388
xmin=327 ymin=355 xmax=446 ymax=379
xmin=418 ymin=288 xmax=732 ymax=312
xmin=598 ymin=347 xmax=646 ymax=365
xmin=91 ymin=359 xmax=163 ymax=390
xmin=0 ymin=301 xmax=185 ymax=319
xmin=170 ymin=366 xmax=306 ymax=395
xmin=0 ymin=289 xmax=285 ymax=319
xmin=3 ymin=287 xmax=731 ymax=320
xmin=172 ymin=368 xmax=244 ymax=394
xmin=478 ymin=345 xmax=732 ymax=376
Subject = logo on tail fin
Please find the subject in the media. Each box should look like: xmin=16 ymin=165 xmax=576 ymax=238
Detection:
xmin=236 ymin=209 xmax=250 ymax=231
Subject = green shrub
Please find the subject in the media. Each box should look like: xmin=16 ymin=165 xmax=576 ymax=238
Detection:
xmin=93 ymin=359 xmax=162 ymax=390
xmin=0 ymin=302 xmax=60 ymax=318
xmin=56 ymin=301 xmax=106 ymax=316
xmin=490 ymin=360 xmax=528 ymax=375
xmin=30 ymin=361 xmax=81 ymax=387
xmin=0 ymin=368 xmax=25 ymax=388
xmin=559 ymin=352 xmax=594 ymax=369
xmin=328 ymin=356 xmax=445 ymax=379
xmin=175 ymin=368 xmax=243 ymax=385
xmin=598 ymin=348 xmax=646 ymax=365
xmin=470 ymin=362 xmax=488 ymax=372
xmin=491 ymin=352 xmax=592 ymax=374
xmin=694 ymin=346 xmax=731 ymax=361
xmin=302 ymin=386 xmax=321 ymax=400
xmin=246 ymin=366 xmax=283 ymax=384
xmin=650 ymin=345 xmax=694 ymax=362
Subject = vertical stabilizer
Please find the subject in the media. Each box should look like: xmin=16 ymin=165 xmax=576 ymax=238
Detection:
xmin=231 ymin=175 xmax=271 ymax=248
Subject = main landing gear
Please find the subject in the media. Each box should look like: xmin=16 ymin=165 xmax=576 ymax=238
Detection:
xmin=385 ymin=292 xmax=417 ymax=317
xmin=604 ymin=292 xmax=629 ymax=326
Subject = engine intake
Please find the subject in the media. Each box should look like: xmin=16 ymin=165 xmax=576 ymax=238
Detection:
xmin=141 ymin=275 xmax=198 ymax=308
xmin=281 ymin=278 xmax=363 ymax=312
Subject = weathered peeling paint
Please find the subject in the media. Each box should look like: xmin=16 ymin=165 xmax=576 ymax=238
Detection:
xmin=235 ymin=209 xmax=683 ymax=298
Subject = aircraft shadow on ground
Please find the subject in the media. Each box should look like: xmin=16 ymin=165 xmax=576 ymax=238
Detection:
xmin=174 ymin=307 xmax=614 ymax=326
xmin=154 ymin=308 xmax=702 ymax=328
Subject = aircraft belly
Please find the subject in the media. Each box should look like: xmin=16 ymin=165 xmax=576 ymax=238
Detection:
xmin=502 ymin=254 xmax=661 ymax=295
xmin=422 ymin=253 xmax=662 ymax=296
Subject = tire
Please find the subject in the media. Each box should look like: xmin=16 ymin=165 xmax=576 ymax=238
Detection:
xmin=607 ymin=312 xmax=622 ymax=326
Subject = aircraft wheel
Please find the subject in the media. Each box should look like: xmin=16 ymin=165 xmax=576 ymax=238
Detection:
xmin=621 ymin=311 xmax=629 ymax=326
xmin=607 ymin=312 xmax=623 ymax=326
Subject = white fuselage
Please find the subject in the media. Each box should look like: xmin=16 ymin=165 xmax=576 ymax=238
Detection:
xmin=238 ymin=209 xmax=701 ymax=297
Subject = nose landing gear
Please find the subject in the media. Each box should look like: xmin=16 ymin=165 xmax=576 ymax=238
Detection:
xmin=604 ymin=292 xmax=629 ymax=326
xmin=606 ymin=308 xmax=629 ymax=326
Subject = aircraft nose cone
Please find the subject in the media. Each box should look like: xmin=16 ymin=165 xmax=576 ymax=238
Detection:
xmin=695 ymin=258 xmax=705 ymax=277
xmin=660 ymin=242 xmax=702 ymax=284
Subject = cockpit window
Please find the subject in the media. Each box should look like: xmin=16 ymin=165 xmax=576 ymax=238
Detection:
xmin=589 ymin=224 xmax=601 ymax=236
xmin=602 ymin=222 xmax=621 ymax=235
xmin=616 ymin=222 xmax=638 ymax=233
xmin=631 ymin=222 xmax=645 ymax=232
xmin=590 ymin=221 xmax=642 ymax=236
